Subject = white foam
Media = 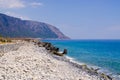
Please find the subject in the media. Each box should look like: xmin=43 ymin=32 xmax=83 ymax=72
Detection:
xmin=65 ymin=55 xmax=120 ymax=80
xmin=65 ymin=56 xmax=86 ymax=65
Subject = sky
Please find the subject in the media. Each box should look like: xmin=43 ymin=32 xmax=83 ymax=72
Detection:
xmin=0 ymin=0 xmax=120 ymax=39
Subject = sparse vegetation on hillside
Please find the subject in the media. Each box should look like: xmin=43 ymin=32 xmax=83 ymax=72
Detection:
xmin=0 ymin=34 xmax=12 ymax=44
xmin=0 ymin=34 xmax=2 ymax=38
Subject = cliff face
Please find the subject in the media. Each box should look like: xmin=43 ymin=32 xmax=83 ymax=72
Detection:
xmin=0 ymin=13 xmax=69 ymax=39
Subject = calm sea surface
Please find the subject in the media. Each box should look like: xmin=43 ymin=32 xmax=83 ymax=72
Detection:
xmin=43 ymin=40 xmax=120 ymax=75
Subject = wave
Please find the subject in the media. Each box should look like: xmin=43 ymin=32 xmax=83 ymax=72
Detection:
xmin=65 ymin=55 xmax=120 ymax=80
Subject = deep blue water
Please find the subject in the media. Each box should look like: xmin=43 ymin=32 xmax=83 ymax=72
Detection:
xmin=43 ymin=40 xmax=120 ymax=74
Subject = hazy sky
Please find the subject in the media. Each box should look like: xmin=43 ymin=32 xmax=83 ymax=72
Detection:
xmin=0 ymin=0 xmax=120 ymax=39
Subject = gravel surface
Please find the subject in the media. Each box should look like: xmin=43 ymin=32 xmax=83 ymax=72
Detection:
xmin=0 ymin=42 xmax=105 ymax=80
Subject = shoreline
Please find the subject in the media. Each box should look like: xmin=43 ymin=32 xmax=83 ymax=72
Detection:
xmin=42 ymin=40 xmax=120 ymax=80
xmin=0 ymin=39 xmax=119 ymax=80
xmin=43 ymin=39 xmax=120 ymax=79
xmin=64 ymin=55 xmax=120 ymax=80
xmin=38 ymin=40 xmax=114 ymax=80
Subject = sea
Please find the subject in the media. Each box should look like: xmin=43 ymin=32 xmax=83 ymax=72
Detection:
xmin=43 ymin=39 xmax=120 ymax=79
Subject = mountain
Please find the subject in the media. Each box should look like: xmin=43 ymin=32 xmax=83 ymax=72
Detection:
xmin=0 ymin=13 xmax=69 ymax=39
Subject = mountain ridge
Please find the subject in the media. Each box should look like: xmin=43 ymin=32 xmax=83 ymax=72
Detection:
xmin=0 ymin=13 xmax=69 ymax=39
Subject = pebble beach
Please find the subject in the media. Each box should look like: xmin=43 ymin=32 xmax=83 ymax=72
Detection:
xmin=0 ymin=40 xmax=113 ymax=80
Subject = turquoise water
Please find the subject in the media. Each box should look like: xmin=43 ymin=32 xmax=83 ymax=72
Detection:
xmin=43 ymin=40 xmax=120 ymax=75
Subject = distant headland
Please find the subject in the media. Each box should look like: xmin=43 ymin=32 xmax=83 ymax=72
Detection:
xmin=0 ymin=13 xmax=69 ymax=39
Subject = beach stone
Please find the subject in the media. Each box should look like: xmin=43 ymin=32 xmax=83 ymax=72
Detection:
xmin=0 ymin=41 xmax=113 ymax=80
xmin=0 ymin=42 xmax=23 ymax=53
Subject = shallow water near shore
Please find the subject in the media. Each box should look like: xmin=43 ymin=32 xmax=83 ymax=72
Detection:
xmin=43 ymin=39 xmax=120 ymax=78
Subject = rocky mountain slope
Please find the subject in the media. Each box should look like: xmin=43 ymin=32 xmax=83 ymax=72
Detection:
xmin=0 ymin=13 xmax=69 ymax=39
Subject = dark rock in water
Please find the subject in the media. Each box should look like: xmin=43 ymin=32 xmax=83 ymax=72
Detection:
xmin=52 ymin=48 xmax=68 ymax=56
xmin=41 ymin=42 xmax=67 ymax=56
xmin=53 ymin=52 xmax=64 ymax=56
xmin=88 ymin=68 xmax=99 ymax=74
xmin=100 ymin=73 xmax=112 ymax=80
xmin=106 ymin=75 xmax=112 ymax=80
xmin=53 ymin=47 xmax=59 ymax=52
xmin=37 ymin=42 xmax=43 ymax=47
xmin=63 ymin=49 xmax=67 ymax=55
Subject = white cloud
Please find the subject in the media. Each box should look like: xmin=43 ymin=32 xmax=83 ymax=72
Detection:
xmin=30 ymin=2 xmax=43 ymax=7
xmin=5 ymin=11 xmax=31 ymax=20
xmin=0 ymin=0 xmax=43 ymax=9
xmin=0 ymin=0 xmax=25 ymax=9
